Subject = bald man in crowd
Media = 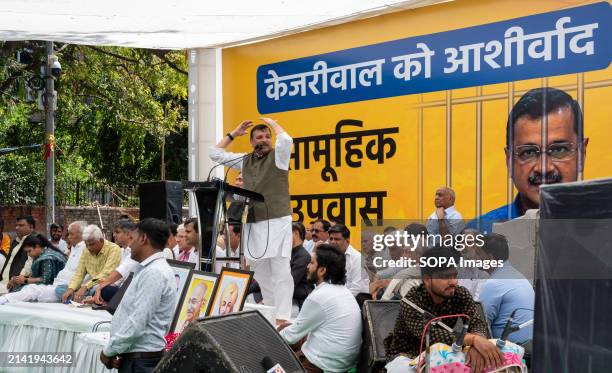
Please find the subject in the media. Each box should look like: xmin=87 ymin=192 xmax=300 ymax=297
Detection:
xmin=426 ymin=187 xmax=464 ymax=236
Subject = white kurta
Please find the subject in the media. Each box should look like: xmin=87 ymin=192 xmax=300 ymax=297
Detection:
xmin=344 ymin=245 xmax=370 ymax=295
xmin=215 ymin=245 xmax=240 ymax=273
xmin=0 ymin=235 xmax=27 ymax=294
xmin=209 ymin=132 xmax=293 ymax=260
xmin=209 ymin=132 xmax=294 ymax=319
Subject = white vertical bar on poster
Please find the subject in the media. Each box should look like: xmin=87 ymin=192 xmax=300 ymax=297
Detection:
xmin=418 ymin=94 xmax=424 ymax=221
xmin=446 ymin=91 xmax=452 ymax=188
xmin=507 ymin=82 xmax=515 ymax=220
xmin=541 ymin=78 xmax=548 ymax=190
xmin=576 ymin=73 xmax=584 ymax=181
xmin=476 ymin=86 xmax=483 ymax=219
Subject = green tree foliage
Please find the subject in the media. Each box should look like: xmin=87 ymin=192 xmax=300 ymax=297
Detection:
xmin=0 ymin=41 xmax=188 ymax=204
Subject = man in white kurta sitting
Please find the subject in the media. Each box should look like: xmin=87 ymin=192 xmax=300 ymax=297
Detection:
xmin=278 ymin=244 xmax=362 ymax=372
xmin=209 ymin=117 xmax=294 ymax=324
xmin=0 ymin=221 xmax=88 ymax=304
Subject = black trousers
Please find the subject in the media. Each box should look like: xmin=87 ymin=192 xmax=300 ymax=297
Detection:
xmin=118 ymin=356 xmax=162 ymax=373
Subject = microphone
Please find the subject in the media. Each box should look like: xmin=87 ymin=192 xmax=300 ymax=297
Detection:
xmin=496 ymin=309 xmax=517 ymax=349
xmin=402 ymin=298 xmax=453 ymax=333
xmin=517 ymin=319 xmax=533 ymax=329
xmin=262 ymin=356 xmax=286 ymax=373
xmin=207 ymin=154 xmax=247 ymax=182
xmin=207 ymin=144 xmax=262 ymax=182
xmin=451 ymin=318 xmax=469 ymax=353
xmin=221 ymin=143 xmax=265 ymax=183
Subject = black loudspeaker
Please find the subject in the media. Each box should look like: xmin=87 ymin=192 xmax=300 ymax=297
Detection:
xmin=139 ymin=181 xmax=183 ymax=224
xmin=534 ymin=178 xmax=612 ymax=372
xmin=359 ymin=300 xmax=401 ymax=373
xmin=154 ymin=311 xmax=305 ymax=373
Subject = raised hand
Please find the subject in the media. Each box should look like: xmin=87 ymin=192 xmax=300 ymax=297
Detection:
xmin=232 ymin=120 xmax=253 ymax=137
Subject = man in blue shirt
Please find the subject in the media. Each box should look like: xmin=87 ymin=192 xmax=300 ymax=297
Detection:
xmin=479 ymin=233 xmax=534 ymax=344
xmin=468 ymin=87 xmax=588 ymax=233
xmin=100 ymin=219 xmax=178 ymax=373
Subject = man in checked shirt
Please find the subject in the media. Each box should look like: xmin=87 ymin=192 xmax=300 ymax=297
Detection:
xmin=384 ymin=246 xmax=504 ymax=373
xmin=100 ymin=218 xmax=178 ymax=373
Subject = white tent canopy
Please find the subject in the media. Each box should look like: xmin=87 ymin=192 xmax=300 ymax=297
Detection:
xmin=0 ymin=0 xmax=446 ymax=49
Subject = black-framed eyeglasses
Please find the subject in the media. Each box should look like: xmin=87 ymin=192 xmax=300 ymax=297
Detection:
xmin=312 ymin=228 xmax=327 ymax=233
xmin=512 ymin=142 xmax=579 ymax=164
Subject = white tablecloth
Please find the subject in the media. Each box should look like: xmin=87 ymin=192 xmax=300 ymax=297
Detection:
xmin=0 ymin=302 xmax=112 ymax=373
xmin=74 ymin=333 xmax=116 ymax=373
xmin=69 ymin=304 xmax=275 ymax=373
xmin=0 ymin=302 xmax=277 ymax=373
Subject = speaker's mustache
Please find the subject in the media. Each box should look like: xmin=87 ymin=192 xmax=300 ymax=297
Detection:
xmin=528 ymin=171 xmax=562 ymax=185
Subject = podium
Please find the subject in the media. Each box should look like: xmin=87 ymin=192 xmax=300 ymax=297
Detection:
xmin=184 ymin=180 xmax=264 ymax=272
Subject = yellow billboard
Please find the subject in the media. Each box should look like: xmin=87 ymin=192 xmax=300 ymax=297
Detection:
xmin=221 ymin=0 xmax=612 ymax=241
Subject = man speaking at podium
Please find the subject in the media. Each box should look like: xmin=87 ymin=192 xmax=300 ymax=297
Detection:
xmin=209 ymin=117 xmax=294 ymax=324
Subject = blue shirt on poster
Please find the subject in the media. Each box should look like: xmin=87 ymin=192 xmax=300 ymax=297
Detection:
xmin=466 ymin=196 xmax=522 ymax=233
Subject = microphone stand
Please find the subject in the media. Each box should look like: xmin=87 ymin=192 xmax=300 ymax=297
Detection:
xmin=214 ymin=144 xmax=262 ymax=270
xmin=238 ymin=196 xmax=251 ymax=269
xmin=451 ymin=318 xmax=469 ymax=353
xmin=227 ymin=146 xmax=260 ymax=270
xmin=497 ymin=309 xmax=534 ymax=349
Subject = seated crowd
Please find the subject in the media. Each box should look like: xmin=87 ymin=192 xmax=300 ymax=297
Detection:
xmin=0 ymin=215 xmax=197 ymax=304
xmin=0 ymin=202 xmax=535 ymax=373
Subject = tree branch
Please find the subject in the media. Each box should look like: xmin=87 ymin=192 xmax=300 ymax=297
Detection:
xmin=150 ymin=50 xmax=187 ymax=75
xmin=86 ymin=45 xmax=139 ymax=64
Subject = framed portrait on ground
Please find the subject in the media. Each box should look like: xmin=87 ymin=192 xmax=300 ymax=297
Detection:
xmin=207 ymin=267 xmax=253 ymax=317
xmin=166 ymin=259 xmax=195 ymax=298
xmin=170 ymin=270 xmax=219 ymax=334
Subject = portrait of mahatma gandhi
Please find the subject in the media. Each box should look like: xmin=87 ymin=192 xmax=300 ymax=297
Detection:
xmin=208 ymin=268 xmax=253 ymax=317
xmin=218 ymin=282 xmax=239 ymax=315
xmin=178 ymin=282 xmax=208 ymax=333
xmin=171 ymin=272 xmax=219 ymax=334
